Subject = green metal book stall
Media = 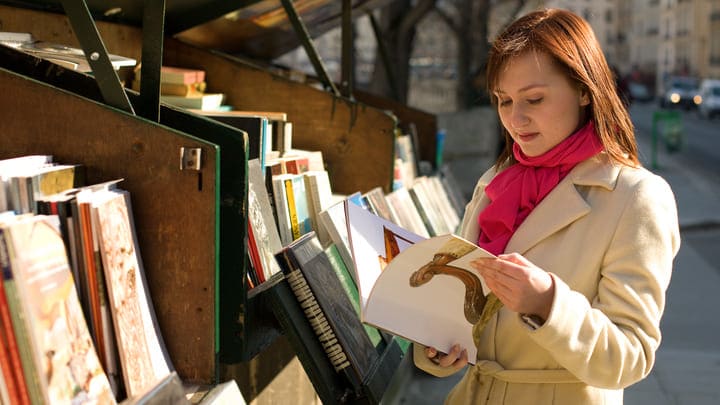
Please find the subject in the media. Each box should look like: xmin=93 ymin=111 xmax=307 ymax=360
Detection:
xmin=0 ymin=1 xmax=439 ymax=403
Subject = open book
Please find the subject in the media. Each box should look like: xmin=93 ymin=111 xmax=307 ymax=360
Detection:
xmin=345 ymin=201 xmax=496 ymax=363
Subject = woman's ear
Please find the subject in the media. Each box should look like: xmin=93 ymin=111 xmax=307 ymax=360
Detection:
xmin=579 ymin=87 xmax=591 ymax=106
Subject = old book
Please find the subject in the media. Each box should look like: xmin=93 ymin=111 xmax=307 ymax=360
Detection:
xmin=198 ymin=379 xmax=245 ymax=405
xmin=161 ymin=93 xmax=225 ymax=111
xmin=408 ymin=178 xmax=447 ymax=236
xmin=0 ymin=34 xmax=136 ymax=72
xmin=317 ymin=194 xmax=360 ymax=276
xmin=302 ymin=170 xmax=333 ymax=247
xmin=207 ymin=111 xmax=287 ymax=161
xmin=247 ymin=159 xmax=282 ymax=282
xmin=385 ymin=187 xmax=430 ymax=238
xmin=283 ymin=174 xmax=313 ymax=241
xmin=283 ymin=149 xmax=324 ymax=172
xmin=324 ymin=244 xmax=383 ymax=347
xmin=362 ymin=186 xmax=398 ymax=224
xmin=130 ymin=77 xmax=206 ymax=97
xmin=0 ymin=276 xmax=29 ymax=405
xmin=76 ymin=188 xmax=118 ymax=391
xmin=277 ymin=156 xmax=310 ymax=175
xmin=4 ymin=163 xmax=85 ymax=214
xmin=193 ymin=112 xmax=269 ymax=170
xmin=160 ymin=66 xmax=205 ymax=85
xmin=346 ymin=202 xmax=499 ymax=364
xmin=426 ymin=175 xmax=461 ymax=233
xmin=271 ymin=174 xmax=295 ymax=246
xmin=160 ymin=81 xmax=207 ymax=97
xmin=0 ymin=215 xmax=117 ymax=404
xmin=117 ymin=372 xmax=189 ymax=405
xmin=246 ymin=224 xmax=266 ymax=284
xmin=275 ymin=232 xmax=379 ymax=389
xmin=438 ymin=165 xmax=468 ymax=218
xmin=91 ymin=189 xmax=173 ymax=398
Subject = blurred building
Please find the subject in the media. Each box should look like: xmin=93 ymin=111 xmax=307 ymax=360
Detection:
xmin=274 ymin=0 xmax=720 ymax=112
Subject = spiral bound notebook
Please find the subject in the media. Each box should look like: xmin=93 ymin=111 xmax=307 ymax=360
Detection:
xmin=274 ymin=232 xmax=379 ymax=390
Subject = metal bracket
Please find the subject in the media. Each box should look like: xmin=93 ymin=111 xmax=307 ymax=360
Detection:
xmin=180 ymin=147 xmax=202 ymax=171
xmin=136 ymin=0 xmax=167 ymax=122
xmin=341 ymin=0 xmax=354 ymax=99
xmin=279 ymin=0 xmax=342 ymax=97
xmin=58 ymin=0 xmax=135 ymax=114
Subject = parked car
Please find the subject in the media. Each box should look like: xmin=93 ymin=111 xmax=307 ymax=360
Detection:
xmin=628 ymin=81 xmax=653 ymax=103
xmin=660 ymin=76 xmax=701 ymax=109
xmin=698 ymin=79 xmax=720 ymax=119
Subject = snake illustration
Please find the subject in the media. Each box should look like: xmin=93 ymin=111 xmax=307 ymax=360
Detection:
xmin=409 ymin=251 xmax=487 ymax=324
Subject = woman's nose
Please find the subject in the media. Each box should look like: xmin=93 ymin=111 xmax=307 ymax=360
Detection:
xmin=509 ymin=104 xmax=530 ymax=129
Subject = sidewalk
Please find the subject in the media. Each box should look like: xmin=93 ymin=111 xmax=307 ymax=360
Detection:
xmin=383 ymin=111 xmax=720 ymax=404
xmin=625 ymin=121 xmax=720 ymax=405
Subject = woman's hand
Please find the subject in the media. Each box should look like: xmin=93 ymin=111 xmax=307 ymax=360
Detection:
xmin=471 ymin=253 xmax=555 ymax=321
xmin=425 ymin=344 xmax=468 ymax=370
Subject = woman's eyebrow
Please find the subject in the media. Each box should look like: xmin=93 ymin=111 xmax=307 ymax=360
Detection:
xmin=495 ymin=83 xmax=548 ymax=94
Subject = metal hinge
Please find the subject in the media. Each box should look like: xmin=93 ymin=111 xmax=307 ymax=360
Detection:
xmin=180 ymin=147 xmax=202 ymax=171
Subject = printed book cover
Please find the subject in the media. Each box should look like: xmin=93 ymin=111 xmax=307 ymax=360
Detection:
xmin=345 ymin=202 xmax=496 ymax=363
xmin=92 ymin=189 xmax=173 ymax=398
xmin=247 ymin=159 xmax=282 ymax=281
xmin=0 ymin=215 xmax=117 ymax=404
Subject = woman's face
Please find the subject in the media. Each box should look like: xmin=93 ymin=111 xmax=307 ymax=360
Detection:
xmin=495 ymin=51 xmax=590 ymax=157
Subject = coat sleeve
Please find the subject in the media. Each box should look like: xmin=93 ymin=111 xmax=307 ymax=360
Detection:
xmin=527 ymin=172 xmax=680 ymax=389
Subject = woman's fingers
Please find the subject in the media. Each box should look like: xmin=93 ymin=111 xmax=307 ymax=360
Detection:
xmin=426 ymin=345 xmax=468 ymax=369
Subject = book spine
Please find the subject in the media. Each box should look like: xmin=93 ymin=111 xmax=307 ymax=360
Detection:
xmin=0 ymin=230 xmax=42 ymax=405
xmin=277 ymin=250 xmax=351 ymax=372
xmin=284 ymin=178 xmax=300 ymax=241
xmin=271 ymin=177 xmax=293 ymax=246
xmin=160 ymin=68 xmax=205 ymax=85
xmin=79 ymin=202 xmax=105 ymax=366
xmin=160 ymin=82 xmax=206 ymax=97
xmin=246 ymin=223 xmax=266 ymax=284
xmin=0 ymin=279 xmax=29 ymax=404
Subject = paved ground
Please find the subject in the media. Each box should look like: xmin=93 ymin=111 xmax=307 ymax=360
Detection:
xmin=382 ymin=106 xmax=720 ymax=404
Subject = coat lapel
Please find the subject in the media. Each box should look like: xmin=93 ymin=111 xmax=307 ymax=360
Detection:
xmin=504 ymin=154 xmax=620 ymax=255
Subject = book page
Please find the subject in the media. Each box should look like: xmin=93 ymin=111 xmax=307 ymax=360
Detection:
xmin=364 ymin=235 xmax=494 ymax=364
xmin=345 ymin=202 xmax=424 ymax=309
xmin=346 ymin=201 xmax=495 ymax=363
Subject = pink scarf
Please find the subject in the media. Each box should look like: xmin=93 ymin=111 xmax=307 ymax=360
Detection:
xmin=477 ymin=121 xmax=604 ymax=255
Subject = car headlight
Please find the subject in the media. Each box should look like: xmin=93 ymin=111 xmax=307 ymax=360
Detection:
xmin=694 ymin=95 xmax=702 ymax=105
xmin=670 ymin=92 xmax=680 ymax=103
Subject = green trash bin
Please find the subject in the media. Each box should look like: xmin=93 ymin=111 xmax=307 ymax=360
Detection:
xmin=651 ymin=110 xmax=684 ymax=168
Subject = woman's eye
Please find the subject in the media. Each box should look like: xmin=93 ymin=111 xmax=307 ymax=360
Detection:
xmin=528 ymin=97 xmax=543 ymax=104
xmin=499 ymin=99 xmax=512 ymax=107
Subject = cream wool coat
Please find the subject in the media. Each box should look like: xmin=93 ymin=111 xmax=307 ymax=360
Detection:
xmin=414 ymin=153 xmax=680 ymax=404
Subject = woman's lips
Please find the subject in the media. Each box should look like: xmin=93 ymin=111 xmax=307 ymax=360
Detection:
xmin=517 ymin=132 xmax=539 ymax=141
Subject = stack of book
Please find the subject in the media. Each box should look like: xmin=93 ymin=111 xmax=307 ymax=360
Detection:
xmin=132 ymin=65 xmax=226 ymax=111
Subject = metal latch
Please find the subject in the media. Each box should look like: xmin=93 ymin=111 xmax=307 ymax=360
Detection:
xmin=180 ymin=147 xmax=202 ymax=171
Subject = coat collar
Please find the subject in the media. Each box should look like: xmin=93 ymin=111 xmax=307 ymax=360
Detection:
xmin=476 ymin=153 xmax=621 ymax=255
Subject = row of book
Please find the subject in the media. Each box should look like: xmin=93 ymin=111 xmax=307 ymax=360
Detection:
xmin=0 ymin=155 xmax=243 ymax=404
xmin=241 ymin=120 xmax=468 ymax=391
xmin=244 ymin=117 xmax=466 ymax=290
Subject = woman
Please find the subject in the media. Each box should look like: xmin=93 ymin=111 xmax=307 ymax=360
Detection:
xmin=414 ymin=8 xmax=680 ymax=404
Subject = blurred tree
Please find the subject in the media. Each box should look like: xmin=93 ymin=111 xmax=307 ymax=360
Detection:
xmin=370 ymin=0 xmax=528 ymax=109
xmin=435 ymin=0 xmax=528 ymax=108
xmin=368 ymin=0 xmax=437 ymax=104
